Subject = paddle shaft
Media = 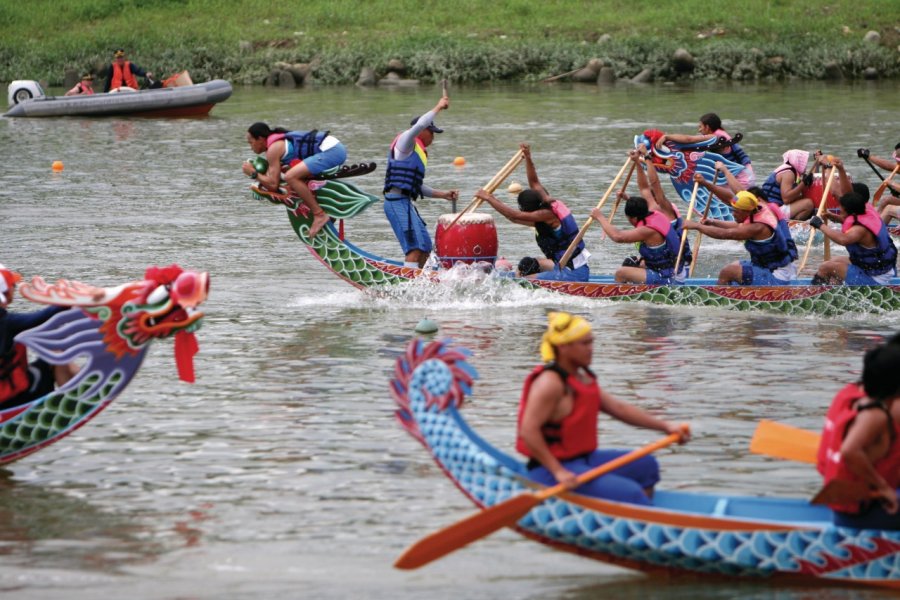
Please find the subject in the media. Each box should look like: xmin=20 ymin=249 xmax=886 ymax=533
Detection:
xmin=674 ymin=181 xmax=700 ymax=273
xmin=689 ymin=193 xmax=714 ymax=277
xmin=446 ymin=149 xmax=524 ymax=230
xmin=797 ymin=166 xmax=837 ymax=273
xmin=873 ymin=164 xmax=900 ymax=208
xmin=607 ymin=161 xmax=637 ymax=221
xmin=557 ymin=157 xmax=632 ymax=269
xmin=394 ymin=431 xmax=682 ymax=570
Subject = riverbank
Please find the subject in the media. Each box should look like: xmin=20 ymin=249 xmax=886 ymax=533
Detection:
xmin=2 ymin=1 xmax=899 ymax=85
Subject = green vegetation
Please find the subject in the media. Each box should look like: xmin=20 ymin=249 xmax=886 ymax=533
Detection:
xmin=1 ymin=0 xmax=898 ymax=84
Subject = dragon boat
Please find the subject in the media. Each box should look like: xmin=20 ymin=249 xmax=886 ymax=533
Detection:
xmin=391 ymin=338 xmax=900 ymax=589
xmin=249 ymin=180 xmax=900 ymax=317
xmin=0 ymin=266 xmax=208 ymax=465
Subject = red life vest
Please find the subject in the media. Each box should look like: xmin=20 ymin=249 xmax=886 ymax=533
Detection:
xmin=0 ymin=343 xmax=30 ymax=403
xmin=110 ymin=61 xmax=139 ymax=90
xmin=516 ymin=364 xmax=600 ymax=460
xmin=817 ymin=382 xmax=900 ymax=513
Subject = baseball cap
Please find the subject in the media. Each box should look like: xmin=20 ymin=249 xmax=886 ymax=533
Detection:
xmin=410 ymin=116 xmax=443 ymax=133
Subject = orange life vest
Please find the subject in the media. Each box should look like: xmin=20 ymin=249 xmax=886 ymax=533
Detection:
xmin=110 ymin=61 xmax=139 ymax=90
xmin=516 ymin=364 xmax=600 ymax=460
xmin=0 ymin=343 xmax=30 ymax=403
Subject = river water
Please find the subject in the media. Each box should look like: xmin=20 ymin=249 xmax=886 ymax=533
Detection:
xmin=1 ymin=81 xmax=899 ymax=599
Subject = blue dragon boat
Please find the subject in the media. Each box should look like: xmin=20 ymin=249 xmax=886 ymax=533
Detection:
xmin=0 ymin=267 xmax=208 ymax=465
xmin=391 ymin=339 xmax=900 ymax=589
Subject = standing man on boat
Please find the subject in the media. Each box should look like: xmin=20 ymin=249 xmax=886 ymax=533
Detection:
xmin=817 ymin=334 xmax=900 ymax=530
xmin=383 ymin=93 xmax=458 ymax=268
xmin=473 ymin=143 xmax=590 ymax=281
xmin=100 ymin=49 xmax=154 ymax=92
xmin=809 ymin=192 xmax=898 ymax=285
xmin=682 ymin=190 xmax=798 ymax=285
xmin=0 ymin=265 xmax=77 ymax=409
xmin=517 ymin=312 xmax=689 ymax=504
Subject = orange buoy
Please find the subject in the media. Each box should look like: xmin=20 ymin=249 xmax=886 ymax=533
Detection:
xmin=51 ymin=161 xmax=64 ymax=172
xmin=453 ymin=156 xmax=466 ymax=166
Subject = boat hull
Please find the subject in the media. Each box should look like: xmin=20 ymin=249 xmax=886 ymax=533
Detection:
xmin=3 ymin=80 xmax=232 ymax=118
xmin=391 ymin=339 xmax=900 ymax=588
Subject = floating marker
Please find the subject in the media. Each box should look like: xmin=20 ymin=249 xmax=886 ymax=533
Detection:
xmin=453 ymin=156 xmax=466 ymax=166
xmin=51 ymin=161 xmax=64 ymax=172
xmin=414 ymin=318 xmax=439 ymax=334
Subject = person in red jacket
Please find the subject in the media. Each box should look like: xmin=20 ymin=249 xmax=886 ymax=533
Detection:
xmin=817 ymin=334 xmax=900 ymax=529
xmin=516 ymin=311 xmax=689 ymax=504
xmin=0 ymin=266 xmax=77 ymax=408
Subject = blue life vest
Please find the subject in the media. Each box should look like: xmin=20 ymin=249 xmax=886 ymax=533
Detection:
xmin=281 ymin=130 xmax=329 ymax=165
xmin=637 ymin=211 xmax=680 ymax=277
xmin=383 ymin=135 xmax=427 ymax=199
xmin=743 ymin=206 xmax=794 ymax=270
xmin=724 ymin=141 xmax=751 ymax=168
xmin=534 ymin=200 xmax=583 ymax=266
xmin=760 ymin=164 xmax=796 ymax=206
xmin=671 ymin=215 xmax=692 ymax=268
xmin=843 ymin=212 xmax=898 ymax=276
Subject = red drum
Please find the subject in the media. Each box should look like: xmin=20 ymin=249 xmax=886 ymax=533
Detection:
xmin=434 ymin=213 xmax=499 ymax=268
xmin=807 ymin=172 xmax=849 ymax=212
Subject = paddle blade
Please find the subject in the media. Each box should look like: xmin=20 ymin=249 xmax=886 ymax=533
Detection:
xmin=749 ymin=420 xmax=820 ymax=464
xmin=394 ymin=493 xmax=540 ymax=570
xmin=811 ymin=479 xmax=875 ymax=506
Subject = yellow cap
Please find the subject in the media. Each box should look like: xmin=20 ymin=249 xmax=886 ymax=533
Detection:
xmin=540 ymin=311 xmax=592 ymax=362
xmin=732 ymin=190 xmax=759 ymax=212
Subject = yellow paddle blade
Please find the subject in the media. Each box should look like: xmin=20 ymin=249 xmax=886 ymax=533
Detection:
xmin=749 ymin=420 xmax=821 ymax=464
xmin=394 ymin=493 xmax=540 ymax=570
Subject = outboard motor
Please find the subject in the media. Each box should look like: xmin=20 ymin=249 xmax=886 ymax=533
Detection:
xmin=7 ymin=81 xmax=45 ymax=106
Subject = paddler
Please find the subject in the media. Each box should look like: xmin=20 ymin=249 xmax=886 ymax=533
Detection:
xmin=383 ymin=93 xmax=459 ymax=268
xmin=242 ymin=122 xmax=349 ymax=237
xmin=759 ymin=149 xmax=816 ymax=220
xmin=0 ymin=265 xmax=78 ymax=409
xmin=473 ymin=143 xmax=590 ymax=281
xmin=517 ymin=311 xmax=689 ymax=503
xmin=817 ymin=334 xmax=900 ymax=530
xmin=681 ymin=190 xmax=798 ymax=285
xmin=809 ymin=192 xmax=898 ymax=285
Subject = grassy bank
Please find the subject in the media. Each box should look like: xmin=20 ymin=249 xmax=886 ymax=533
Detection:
xmin=1 ymin=0 xmax=899 ymax=84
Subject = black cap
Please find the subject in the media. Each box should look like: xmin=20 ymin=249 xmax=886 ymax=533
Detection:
xmin=410 ymin=116 xmax=443 ymax=133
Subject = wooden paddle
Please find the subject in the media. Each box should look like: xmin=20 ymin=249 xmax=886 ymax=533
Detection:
xmin=445 ymin=149 xmax=525 ymax=230
xmin=394 ymin=431 xmax=683 ymax=570
xmin=556 ymin=157 xmax=632 ymax=270
xmin=797 ymin=166 xmax=837 ymax=273
xmin=749 ymin=420 xmax=819 ymax=464
xmin=674 ymin=181 xmax=700 ymax=275
xmin=811 ymin=479 xmax=878 ymax=506
xmin=688 ymin=193 xmax=714 ymax=277
xmin=873 ymin=164 xmax=900 ymax=209
xmin=606 ymin=161 xmax=637 ymax=221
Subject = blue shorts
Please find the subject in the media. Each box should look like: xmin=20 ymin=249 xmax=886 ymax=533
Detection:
xmin=645 ymin=268 xmax=674 ymax=285
xmin=534 ymin=264 xmax=590 ymax=282
xmin=845 ymin=264 xmax=895 ymax=286
xmin=739 ymin=260 xmax=790 ymax=285
xmin=384 ymin=196 xmax=432 ymax=254
xmin=302 ymin=143 xmax=347 ymax=176
xmin=527 ymin=448 xmax=660 ymax=505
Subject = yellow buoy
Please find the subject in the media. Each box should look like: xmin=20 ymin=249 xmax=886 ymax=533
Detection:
xmin=51 ymin=161 xmax=64 ymax=172
xmin=453 ymin=156 xmax=466 ymax=166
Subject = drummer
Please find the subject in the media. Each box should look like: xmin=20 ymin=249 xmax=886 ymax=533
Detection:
xmin=383 ymin=93 xmax=459 ymax=268
xmin=517 ymin=311 xmax=689 ymax=504
xmin=473 ymin=144 xmax=590 ymax=281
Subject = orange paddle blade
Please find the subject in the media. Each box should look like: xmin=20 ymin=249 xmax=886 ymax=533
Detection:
xmin=811 ymin=479 xmax=876 ymax=506
xmin=749 ymin=420 xmax=821 ymax=464
xmin=393 ymin=493 xmax=539 ymax=570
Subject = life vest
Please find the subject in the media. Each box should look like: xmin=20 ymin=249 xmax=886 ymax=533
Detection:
xmin=842 ymin=210 xmax=898 ymax=276
xmin=740 ymin=204 xmax=794 ymax=270
xmin=516 ymin=363 xmax=600 ymax=461
xmin=817 ymin=382 xmax=900 ymax=513
xmin=383 ymin=134 xmax=428 ymax=199
xmin=110 ymin=61 xmax=139 ymax=90
xmin=0 ymin=342 xmax=30 ymax=403
xmin=272 ymin=130 xmax=329 ymax=167
xmin=668 ymin=203 xmax=692 ymax=268
xmin=75 ymin=83 xmax=94 ymax=95
xmin=760 ymin=164 xmax=797 ymax=207
xmin=636 ymin=211 xmax=680 ymax=277
xmin=534 ymin=199 xmax=584 ymax=266
xmin=713 ymin=129 xmax=751 ymax=167
xmin=767 ymin=202 xmax=799 ymax=262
